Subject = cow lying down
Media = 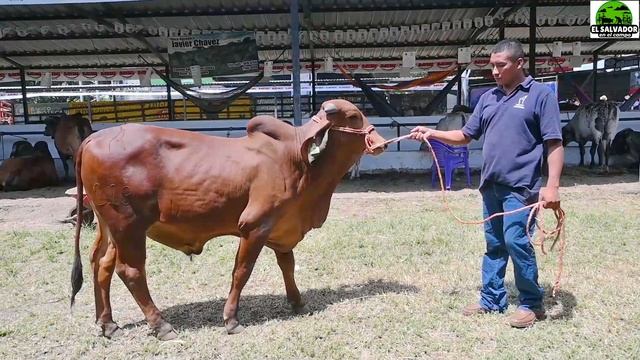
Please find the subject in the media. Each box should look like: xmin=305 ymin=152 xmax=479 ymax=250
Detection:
xmin=70 ymin=99 xmax=387 ymax=340
xmin=0 ymin=141 xmax=58 ymax=191
xmin=610 ymin=128 xmax=640 ymax=168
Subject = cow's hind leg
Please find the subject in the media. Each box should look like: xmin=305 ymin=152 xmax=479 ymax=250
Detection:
xmin=601 ymin=138 xmax=611 ymax=172
xmin=275 ymin=250 xmax=309 ymax=314
xmin=90 ymin=219 xmax=120 ymax=338
xmin=112 ymin=225 xmax=177 ymax=341
xmin=588 ymin=142 xmax=597 ymax=168
xmin=592 ymin=132 xmax=603 ymax=168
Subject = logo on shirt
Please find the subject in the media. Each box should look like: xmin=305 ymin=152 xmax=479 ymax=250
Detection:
xmin=514 ymin=95 xmax=528 ymax=109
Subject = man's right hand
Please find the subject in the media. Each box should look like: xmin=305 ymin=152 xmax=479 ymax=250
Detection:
xmin=409 ymin=126 xmax=435 ymax=141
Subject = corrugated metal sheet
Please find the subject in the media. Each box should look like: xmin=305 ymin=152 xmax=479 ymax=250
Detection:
xmin=0 ymin=1 xmax=633 ymax=70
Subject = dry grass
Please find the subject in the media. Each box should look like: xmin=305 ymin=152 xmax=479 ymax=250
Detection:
xmin=0 ymin=168 xmax=639 ymax=359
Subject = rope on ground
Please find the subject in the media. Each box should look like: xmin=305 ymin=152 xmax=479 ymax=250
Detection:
xmin=372 ymin=135 xmax=567 ymax=297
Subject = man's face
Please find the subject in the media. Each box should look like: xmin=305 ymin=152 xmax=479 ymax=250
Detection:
xmin=489 ymin=51 xmax=524 ymax=87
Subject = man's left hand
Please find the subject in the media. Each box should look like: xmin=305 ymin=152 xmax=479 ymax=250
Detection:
xmin=539 ymin=186 xmax=560 ymax=210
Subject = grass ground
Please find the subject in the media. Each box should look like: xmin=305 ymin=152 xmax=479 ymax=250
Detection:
xmin=0 ymin=168 xmax=638 ymax=359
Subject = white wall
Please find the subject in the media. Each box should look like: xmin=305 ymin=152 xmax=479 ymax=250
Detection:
xmin=1 ymin=112 xmax=639 ymax=178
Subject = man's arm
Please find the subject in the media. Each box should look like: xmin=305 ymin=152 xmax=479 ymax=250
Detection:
xmin=540 ymin=139 xmax=564 ymax=209
xmin=411 ymin=94 xmax=484 ymax=146
xmin=409 ymin=128 xmax=472 ymax=145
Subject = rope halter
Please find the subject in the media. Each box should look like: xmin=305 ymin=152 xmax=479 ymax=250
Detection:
xmin=311 ymin=115 xmax=379 ymax=154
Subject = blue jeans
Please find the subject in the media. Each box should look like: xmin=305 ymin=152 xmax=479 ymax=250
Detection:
xmin=479 ymin=182 xmax=543 ymax=312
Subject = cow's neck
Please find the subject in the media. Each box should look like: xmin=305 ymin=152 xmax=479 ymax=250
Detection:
xmin=293 ymin=122 xmax=364 ymax=192
xmin=306 ymin=140 xmax=363 ymax=192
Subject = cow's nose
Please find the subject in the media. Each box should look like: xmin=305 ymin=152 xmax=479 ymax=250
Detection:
xmin=370 ymin=133 xmax=387 ymax=155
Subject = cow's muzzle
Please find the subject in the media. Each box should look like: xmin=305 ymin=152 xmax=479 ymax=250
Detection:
xmin=330 ymin=124 xmax=386 ymax=155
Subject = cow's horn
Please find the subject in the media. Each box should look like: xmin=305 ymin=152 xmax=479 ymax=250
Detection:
xmin=323 ymin=102 xmax=338 ymax=114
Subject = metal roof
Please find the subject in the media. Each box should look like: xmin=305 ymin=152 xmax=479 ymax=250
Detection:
xmin=0 ymin=0 xmax=637 ymax=71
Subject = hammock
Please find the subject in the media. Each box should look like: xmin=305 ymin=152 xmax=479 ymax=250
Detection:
xmin=373 ymin=70 xmax=455 ymax=90
xmin=335 ymin=64 xmax=402 ymax=117
xmin=152 ymin=68 xmax=264 ymax=114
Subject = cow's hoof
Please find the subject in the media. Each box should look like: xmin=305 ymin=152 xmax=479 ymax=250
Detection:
xmin=224 ymin=319 xmax=245 ymax=335
xmin=291 ymin=303 xmax=310 ymax=315
xmin=101 ymin=322 xmax=122 ymax=339
xmin=154 ymin=321 xmax=178 ymax=341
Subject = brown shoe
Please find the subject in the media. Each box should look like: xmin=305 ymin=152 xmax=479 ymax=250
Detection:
xmin=507 ymin=307 xmax=546 ymax=328
xmin=462 ymin=303 xmax=489 ymax=316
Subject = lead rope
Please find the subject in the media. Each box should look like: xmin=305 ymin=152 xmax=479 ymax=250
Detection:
xmin=372 ymin=135 xmax=567 ymax=297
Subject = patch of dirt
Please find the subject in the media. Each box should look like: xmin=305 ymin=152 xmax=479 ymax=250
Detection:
xmin=0 ymin=185 xmax=75 ymax=232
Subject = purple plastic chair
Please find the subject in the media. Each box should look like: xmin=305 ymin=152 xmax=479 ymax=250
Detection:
xmin=427 ymin=139 xmax=471 ymax=190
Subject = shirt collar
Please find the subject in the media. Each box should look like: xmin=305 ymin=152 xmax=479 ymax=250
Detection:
xmin=496 ymin=75 xmax=534 ymax=95
xmin=520 ymin=75 xmax=534 ymax=89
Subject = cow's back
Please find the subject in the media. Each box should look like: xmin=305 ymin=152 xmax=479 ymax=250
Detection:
xmin=566 ymin=105 xmax=598 ymax=142
xmin=81 ymin=124 xmax=292 ymax=251
xmin=436 ymin=112 xmax=467 ymax=131
xmin=81 ymin=124 xmax=256 ymax=203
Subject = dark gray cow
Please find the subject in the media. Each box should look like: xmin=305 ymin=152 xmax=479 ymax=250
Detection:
xmin=561 ymin=101 xmax=619 ymax=169
xmin=435 ymin=105 xmax=471 ymax=131
xmin=610 ymin=128 xmax=640 ymax=168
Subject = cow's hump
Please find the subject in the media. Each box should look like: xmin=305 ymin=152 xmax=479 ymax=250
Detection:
xmin=247 ymin=116 xmax=295 ymax=141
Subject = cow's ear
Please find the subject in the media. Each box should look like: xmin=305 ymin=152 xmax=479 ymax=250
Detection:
xmin=307 ymin=127 xmax=330 ymax=163
xmin=301 ymin=117 xmax=331 ymax=165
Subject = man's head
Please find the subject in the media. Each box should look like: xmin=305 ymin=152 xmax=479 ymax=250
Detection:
xmin=490 ymin=39 xmax=526 ymax=88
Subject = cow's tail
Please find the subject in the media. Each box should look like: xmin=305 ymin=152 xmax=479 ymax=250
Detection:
xmin=70 ymin=143 xmax=84 ymax=308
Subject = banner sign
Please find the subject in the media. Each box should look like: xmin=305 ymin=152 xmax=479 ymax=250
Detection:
xmin=0 ymin=56 xmax=599 ymax=84
xmin=13 ymin=102 xmax=67 ymax=116
xmin=168 ymin=32 xmax=259 ymax=78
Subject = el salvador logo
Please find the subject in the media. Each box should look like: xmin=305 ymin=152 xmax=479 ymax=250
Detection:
xmin=514 ymin=95 xmax=527 ymax=109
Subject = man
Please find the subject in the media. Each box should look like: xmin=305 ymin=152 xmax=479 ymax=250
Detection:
xmin=410 ymin=39 xmax=564 ymax=328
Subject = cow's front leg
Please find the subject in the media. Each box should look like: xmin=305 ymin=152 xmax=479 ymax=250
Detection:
xmin=601 ymin=139 xmax=611 ymax=172
xmin=223 ymin=228 xmax=269 ymax=334
xmin=588 ymin=142 xmax=597 ymax=168
xmin=275 ymin=250 xmax=309 ymax=314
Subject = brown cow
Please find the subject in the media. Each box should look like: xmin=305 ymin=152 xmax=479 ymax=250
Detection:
xmin=44 ymin=113 xmax=93 ymax=180
xmin=70 ymin=100 xmax=386 ymax=340
xmin=9 ymin=140 xmax=34 ymax=158
xmin=0 ymin=141 xmax=58 ymax=191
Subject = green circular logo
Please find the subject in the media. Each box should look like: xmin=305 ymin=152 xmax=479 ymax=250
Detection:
xmin=596 ymin=1 xmax=633 ymax=25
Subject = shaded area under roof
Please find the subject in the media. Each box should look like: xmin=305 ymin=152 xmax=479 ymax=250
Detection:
xmin=0 ymin=0 xmax=636 ymax=70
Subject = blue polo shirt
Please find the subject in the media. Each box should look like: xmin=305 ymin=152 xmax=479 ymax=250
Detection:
xmin=461 ymin=76 xmax=562 ymax=198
